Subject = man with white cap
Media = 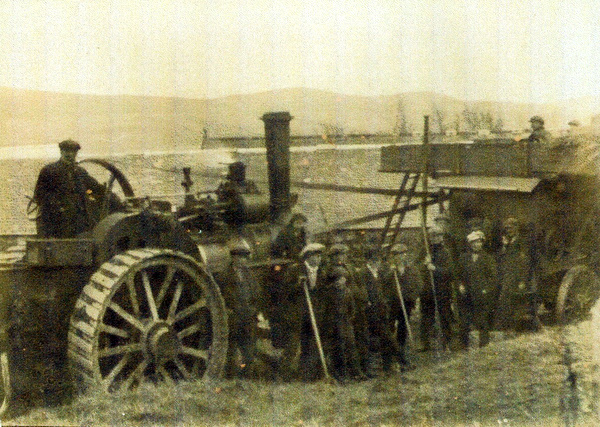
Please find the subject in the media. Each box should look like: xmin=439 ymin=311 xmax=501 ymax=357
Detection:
xmin=456 ymin=230 xmax=499 ymax=349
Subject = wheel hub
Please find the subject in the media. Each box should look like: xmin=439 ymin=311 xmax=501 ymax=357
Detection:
xmin=144 ymin=322 xmax=180 ymax=362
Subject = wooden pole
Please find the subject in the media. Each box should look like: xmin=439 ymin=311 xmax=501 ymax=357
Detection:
xmin=301 ymin=278 xmax=332 ymax=380
xmin=420 ymin=116 xmax=443 ymax=353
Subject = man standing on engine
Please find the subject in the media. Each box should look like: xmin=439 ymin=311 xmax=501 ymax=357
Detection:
xmin=528 ymin=116 xmax=552 ymax=143
xmin=33 ymin=139 xmax=106 ymax=238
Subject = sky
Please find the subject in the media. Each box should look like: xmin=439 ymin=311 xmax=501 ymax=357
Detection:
xmin=0 ymin=0 xmax=599 ymax=103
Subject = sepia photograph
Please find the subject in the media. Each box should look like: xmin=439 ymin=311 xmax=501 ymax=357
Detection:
xmin=1 ymin=0 xmax=600 ymax=425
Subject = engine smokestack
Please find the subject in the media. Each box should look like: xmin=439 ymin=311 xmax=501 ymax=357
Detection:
xmin=261 ymin=112 xmax=292 ymax=222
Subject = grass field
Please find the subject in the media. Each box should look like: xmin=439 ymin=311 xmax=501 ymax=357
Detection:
xmin=4 ymin=322 xmax=599 ymax=426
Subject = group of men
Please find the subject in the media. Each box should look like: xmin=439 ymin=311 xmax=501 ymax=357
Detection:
xmin=422 ymin=213 xmax=540 ymax=351
xmin=220 ymin=209 xmax=541 ymax=383
xmin=222 ymin=235 xmax=424 ymax=382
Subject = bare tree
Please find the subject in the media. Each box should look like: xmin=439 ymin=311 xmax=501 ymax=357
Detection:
xmin=433 ymin=106 xmax=447 ymax=135
xmin=492 ymin=117 xmax=504 ymax=134
xmin=462 ymin=108 xmax=480 ymax=133
xmin=394 ymin=100 xmax=413 ymax=136
xmin=452 ymin=113 xmax=462 ymax=134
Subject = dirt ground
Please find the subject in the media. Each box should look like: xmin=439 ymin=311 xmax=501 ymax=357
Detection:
xmin=4 ymin=318 xmax=599 ymax=427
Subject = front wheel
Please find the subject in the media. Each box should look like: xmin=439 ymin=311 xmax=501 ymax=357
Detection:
xmin=556 ymin=265 xmax=600 ymax=324
xmin=68 ymin=249 xmax=228 ymax=392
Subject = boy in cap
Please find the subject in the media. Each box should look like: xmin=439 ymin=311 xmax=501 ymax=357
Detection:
xmin=33 ymin=139 xmax=109 ymax=237
xmin=319 ymin=243 xmax=367 ymax=382
xmin=456 ymin=230 xmax=499 ymax=348
xmin=217 ymin=241 xmax=261 ymax=377
xmin=380 ymin=242 xmax=423 ymax=369
xmin=356 ymin=243 xmax=404 ymax=375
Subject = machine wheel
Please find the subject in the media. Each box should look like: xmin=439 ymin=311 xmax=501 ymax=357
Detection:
xmin=556 ymin=265 xmax=600 ymax=324
xmin=0 ymin=352 xmax=11 ymax=417
xmin=68 ymin=249 xmax=228 ymax=392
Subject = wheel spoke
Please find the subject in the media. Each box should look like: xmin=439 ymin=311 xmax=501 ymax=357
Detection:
xmin=108 ymin=302 xmax=145 ymax=330
xmin=158 ymin=365 xmax=176 ymax=386
xmin=180 ymin=346 xmax=208 ymax=361
xmin=126 ymin=276 xmax=140 ymax=317
xmin=99 ymin=343 xmax=142 ymax=358
xmin=156 ymin=266 xmax=176 ymax=308
xmin=174 ymin=357 xmax=192 ymax=380
xmin=100 ymin=323 xmax=130 ymax=339
xmin=167 ymin=282 xmax=184 ymax=322
xmin=102 ymin=353 xmax=132 ymax=390
xmin=121 ymin=360 xmax=149 ymax=391
xmin=174 ymin=298 xmax=207 ymax=323
xmin=142 ymin=270 xmax=159 ymax=321
xmin=177 ymin=323 xmax=205 ymax=340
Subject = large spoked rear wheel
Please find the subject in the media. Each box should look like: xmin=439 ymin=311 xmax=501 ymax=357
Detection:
xmin=68 ymin=249 xmax=228 ymax=392
xmin=556 ymin=265 xmax=600 ymax=324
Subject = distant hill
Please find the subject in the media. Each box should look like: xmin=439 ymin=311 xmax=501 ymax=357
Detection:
xmin=1 ymin=86 xmax=599 ymax=153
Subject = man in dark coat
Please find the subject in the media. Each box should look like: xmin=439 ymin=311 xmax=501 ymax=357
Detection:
xmin=271 ymin=213 xmax=309 ymax=260
xmin=268 ymin=243 xmax=325 ymax=381
xmin=318 ymin=243 xmax=366 ymax=382
xmin=33 ymin=140 xmax=107 ymax=237
xmin=456 ymin=231 xmax=499 ymax=349
xmin=494 ymin=217 xmax=541 ymax=332
xmin=418 ymin=226 xmax=457 ymax=351
xmin=328 ymin=243 xmax=370 ymax=377
xmin=216 ymin=161 xmax=261 ymax=226
xmin=528 ymin=116 xmax=552 ymax=143
xmin=381 ymin=243 xmax=422 ymax=368
xmin=356 ymin=247 xmax=406 ymax=375
xmin=218 ymin=242 xmax=262 ymax=377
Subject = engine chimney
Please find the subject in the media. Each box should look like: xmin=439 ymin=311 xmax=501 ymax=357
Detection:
xmin=261 ymin=112 xmax=292 ymax=222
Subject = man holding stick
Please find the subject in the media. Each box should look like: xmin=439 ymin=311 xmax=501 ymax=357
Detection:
xmin=418 ymin=226 xmax=457 ymax=352
xmin=355 ymin=244 xmax=396 ymax=376
xmin=381 ymin=242 xmax=422 ymax=369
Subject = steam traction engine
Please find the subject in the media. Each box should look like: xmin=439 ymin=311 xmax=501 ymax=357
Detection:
xmin=0 ymin=112 xmax=295 ymax=414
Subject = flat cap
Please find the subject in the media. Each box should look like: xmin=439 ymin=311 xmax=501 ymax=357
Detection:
xmin=434 ymin=211 xmax=450 ymax=221
xmin=389 ymin=243 xmax=409 ymax=254
xmin=529 ymin=116 xmax=544 ymax=124
xmin=467 ymin=230 xmax=485 ymax=242
xmin=230 ymin=240 xmax=251 ymax=256
xmin=428 ymin=225 xmax=444 ymax=236
xmin=299 ymin=243 xmax=325 ymax=259
xmin=328 ymin=243 xmax=350 ymax=256
xmin=58 ymin=139 xmax=81 ymax=151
